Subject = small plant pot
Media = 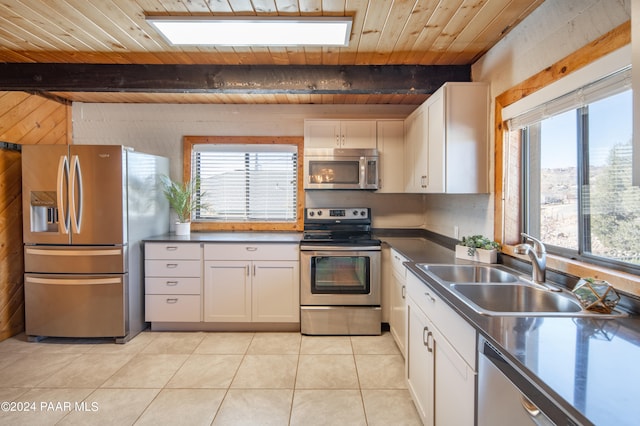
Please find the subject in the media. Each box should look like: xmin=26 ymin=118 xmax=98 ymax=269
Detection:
xmin=175 ymin=222 xmax=191 ymax=236
xmin=455 ymin=245 xmax=497 ymax=264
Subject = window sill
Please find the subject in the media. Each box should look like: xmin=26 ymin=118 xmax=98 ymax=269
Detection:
xmin=502 ymin=245 xmax=640 ymax=297
xmin=191 ymin=221 xmax=302 ymax=232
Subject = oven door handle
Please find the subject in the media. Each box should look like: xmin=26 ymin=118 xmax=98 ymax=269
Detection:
xmin=300 ymin=245 xmax=381 ymax=251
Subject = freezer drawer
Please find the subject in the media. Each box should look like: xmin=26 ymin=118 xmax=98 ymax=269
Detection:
xmin=24 ymin=245 xmax=127 ymax=274
xmin=25 ymin=274 xmax=127 ymax=338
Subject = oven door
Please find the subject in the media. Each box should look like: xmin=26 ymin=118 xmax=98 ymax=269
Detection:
xmin=300 ymin=248 xmax=381 ymax=306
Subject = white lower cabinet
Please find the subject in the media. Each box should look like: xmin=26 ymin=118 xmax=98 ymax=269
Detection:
xmin=144 ymin=242 xmax=203 ymax=322
xmin=389 ymin=248 xmax=408 ymax=357
xmin=407 ymin=299 xmax=435 ymax=425
xmin=406 ymin=271 xmax=476 ymax=425
xmin=203 ymin=261 xmax=252 ymax=322
xmin=252 ymin=261 xmax=300 ymax=322
xmin=203 ymin=244 xmax=300 ymax=323
xmin=431 ymin=321 xmax=475 ymax=425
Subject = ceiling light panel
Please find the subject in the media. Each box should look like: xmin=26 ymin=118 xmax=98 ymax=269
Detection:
xmin=147 ymin=16 xmax=352 ymax=47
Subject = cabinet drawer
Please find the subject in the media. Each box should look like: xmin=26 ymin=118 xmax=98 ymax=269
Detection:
xmin=145 ymin=260 xmax=201 ymax=277
xmin=145 ymin=295 xmax=201 ymax=322
xmin=145 ymin=277 xmax=201 ymax=295
xmin=145 ymin=243 xmax=201 ymax=260
xmin=204 ymin=243 xmax=299 ymax=261
xmin=390 ymin=248 xmax=408 ymax=277
xmin=407 ymin=272 xmax=476 ymax=368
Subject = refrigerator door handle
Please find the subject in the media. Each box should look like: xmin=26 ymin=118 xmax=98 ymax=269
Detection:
xmin=57 ymin=155 xmax=70 ymax=235
xmin=70 ymin=154 xmax=83 ymax=234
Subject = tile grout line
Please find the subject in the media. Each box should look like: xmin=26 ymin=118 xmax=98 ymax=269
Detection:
xmin=209 ymin=332 xmax=255 ymax=426
xmin=351 ymin=335 xmax=370 ymax=426
xmin=287 ymin=333 xmax=303 ymax=426
xmin=129 ymin=331 xmax=205 ymax=425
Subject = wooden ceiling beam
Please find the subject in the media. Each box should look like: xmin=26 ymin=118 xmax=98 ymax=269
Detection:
xmin=0 ymin=63 xmax=470 ymax=95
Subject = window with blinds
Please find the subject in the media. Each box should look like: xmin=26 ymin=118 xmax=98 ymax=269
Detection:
xmin=191 ymin=144 xmax=298 ymax=222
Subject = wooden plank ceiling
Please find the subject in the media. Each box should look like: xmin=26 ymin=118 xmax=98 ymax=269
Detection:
xmin=0 ymin=0 xmax=543 ymax=104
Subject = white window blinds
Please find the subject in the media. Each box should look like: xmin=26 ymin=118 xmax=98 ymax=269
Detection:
xmin=192 ymin=144 xmax=298 ymax=222
xmin=507 ymin=66 xmax=632 ymax=130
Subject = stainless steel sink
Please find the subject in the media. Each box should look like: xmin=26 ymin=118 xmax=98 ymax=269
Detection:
xmin=449 ymin=283 xmax=627 ymax=317
xmin=449 ymin=283 xmax=584 ymax=316
xmin=418 ymin=264 xmax=519 ymax=283
xmin=416 ymin=263 xmax=625 ymax=317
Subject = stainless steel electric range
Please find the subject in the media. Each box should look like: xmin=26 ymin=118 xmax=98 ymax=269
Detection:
xmin=299 ymin=207 xmax=381 ymax=335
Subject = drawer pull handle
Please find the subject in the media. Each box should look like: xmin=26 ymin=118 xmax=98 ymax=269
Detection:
xmin=166 ymin=281 xmax=178 ymax=286
xmin=423 ymin=326 xmax=434 ymax=352
xmin=166 ymin=298 xmax=178 ymax=304
xmin=401 ymin=285 xmax=406 ymax=299
xmin=165 ymin=246 xmax=178 ymax=251
xmin=246 ymin=247 xmax=258 ymax=251
xmin=424 ymin=292 xmax=435 ymax=303
xmin=166 ymin=263 xmax=178 ymax=268
xmin=426 ymin=331 xmax=434 ymax=352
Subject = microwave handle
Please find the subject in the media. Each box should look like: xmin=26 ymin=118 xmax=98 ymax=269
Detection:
xmin=361 ymin=156 xmax=378 ymax=188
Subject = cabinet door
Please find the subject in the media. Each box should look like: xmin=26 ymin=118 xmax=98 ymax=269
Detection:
xmin=406 ymin=299 xmax=435 ymax=426
xmin=376 ymin=120 xmax=404 ymax=193
xmin=389 ymin=270 xmax=406 ymax=357
xmin=203 ymin=260 xmax=251 ymax=322
xmin=252 ymin=261 xmax=300 ymax=323
xmin=341 ymin=120 xmax=377 ymax=149
xmin=403 ymin=106 xmax=427 ymax=192
xmin=304 ymin=120 xmax=341 ymax=148
xmin=425 ymin=90 xmax=445 ymax=193
xmin=432 ymin=325 xmax=476 ymax=425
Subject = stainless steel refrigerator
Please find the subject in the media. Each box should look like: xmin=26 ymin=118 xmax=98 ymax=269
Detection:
xmin=22 ymin=145 xmax=169 ymax=343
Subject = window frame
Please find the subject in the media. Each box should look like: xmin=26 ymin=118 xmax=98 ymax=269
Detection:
xmin=494 ymin=21 xmax=640 ymax=295
xmin=183 ymin=135 xmax=304 ymax=231
xmin=519 ymin=99 xmax=639 ymax=274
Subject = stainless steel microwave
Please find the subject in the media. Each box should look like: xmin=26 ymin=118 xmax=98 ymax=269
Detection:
xmin=304 ymin=148 xmax=379 ymax=190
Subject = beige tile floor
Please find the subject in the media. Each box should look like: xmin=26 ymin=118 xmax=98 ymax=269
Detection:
xmin=0 ymin=331 xmax=421 ymax=425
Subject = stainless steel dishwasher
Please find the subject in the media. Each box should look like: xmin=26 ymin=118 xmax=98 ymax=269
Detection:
xmin=478 ymin=336 xmax=582 ymax=426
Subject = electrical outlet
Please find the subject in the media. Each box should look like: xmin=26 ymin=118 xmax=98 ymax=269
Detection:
xmin=454 ymin=225 xmax=459 ymax=239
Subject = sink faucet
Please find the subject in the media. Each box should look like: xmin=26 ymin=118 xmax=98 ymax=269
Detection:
xmin=514 ymin=233 xmax=558 ymax=291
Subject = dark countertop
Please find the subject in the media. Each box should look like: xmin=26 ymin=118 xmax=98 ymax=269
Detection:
xmin=144 ymin=231 xmax=303 ymax=243
xmin=145 ymin=230 xmax=640 ymax=424
xmin=384 ymin=235 xmax=640 ymax=426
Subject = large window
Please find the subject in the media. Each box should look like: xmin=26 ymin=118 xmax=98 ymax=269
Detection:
xmin=183 ymin=136 xmax=303 ymax=231
xmin=512 ymin=67 xmax=640 ymax=269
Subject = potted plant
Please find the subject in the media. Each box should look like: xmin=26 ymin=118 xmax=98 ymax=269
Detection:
xmin=456 ymin=235 xmax=501 ymax=263
xmin=160 ymin=175 xmax=205 ymax=236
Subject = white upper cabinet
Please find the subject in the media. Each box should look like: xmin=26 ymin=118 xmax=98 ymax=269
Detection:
xmin=404 ymin=106 xmax=427 ymax=192
xmin=304 ymin=119 xmax=377 ymax=149
xmin=403 ymin=82 xmax=489 ymax=193
xmin=376 ymin=120 xmax=405 ymax=193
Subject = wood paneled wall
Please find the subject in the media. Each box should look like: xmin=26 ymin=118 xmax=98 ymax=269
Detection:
xmin=0 ymin=91 xmax=70 ymax=342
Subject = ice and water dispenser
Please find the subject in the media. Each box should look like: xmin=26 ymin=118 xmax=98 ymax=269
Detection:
xmin=29 ymin=190 xmax=63 ymax=232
